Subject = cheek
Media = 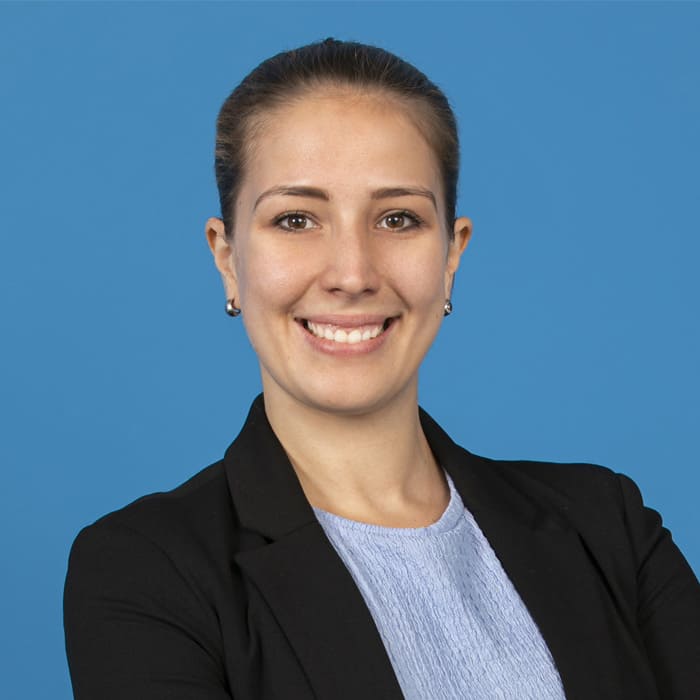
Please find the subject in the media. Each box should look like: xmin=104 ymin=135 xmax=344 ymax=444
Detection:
xmin=236 ymin=242 xmax=311 ymax=311
xmin=386 ymin=246 xmax=447 ymax=306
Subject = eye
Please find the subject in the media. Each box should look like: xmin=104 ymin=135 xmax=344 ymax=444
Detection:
xmin=378 ymin=210 xmax=423 ymax=231
xmin=273 ymin=212 xmax=316 ymax=231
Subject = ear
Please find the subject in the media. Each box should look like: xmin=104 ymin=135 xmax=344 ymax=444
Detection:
xmin=444 ymin=216 xmax=472 ymax=298
xmin=205 ymin=217 xmax=239 ymax=301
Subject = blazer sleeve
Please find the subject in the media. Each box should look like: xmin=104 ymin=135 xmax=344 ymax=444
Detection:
xmin=64 ymin=521 xmax=233 ymax=700
xmin=617 ymin=473 xmax=700 ymax=699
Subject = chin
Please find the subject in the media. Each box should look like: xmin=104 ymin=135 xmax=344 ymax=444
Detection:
xmin=260 ymin=360 xmax=418 ymax=418
xmin=306 ymin=397 xmax=382 ymax=417
xmin=294 ymin=377 xmax=411 ymax=418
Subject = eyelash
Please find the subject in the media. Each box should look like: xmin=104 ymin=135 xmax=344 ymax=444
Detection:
xmin=379 ymin=210 xmax=424 ymax=231
xmin=272 ymin=210 xmax=425 ymax=232
xmin=272 ymin=211 xmax=315 ymax=231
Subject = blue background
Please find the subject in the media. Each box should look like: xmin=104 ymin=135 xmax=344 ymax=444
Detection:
xmin=1 ymin=1 xmax=698 ymax=696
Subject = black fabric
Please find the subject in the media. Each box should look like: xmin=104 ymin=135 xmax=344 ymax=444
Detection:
xmin=64 ymin=395 xmax=700 ymax=699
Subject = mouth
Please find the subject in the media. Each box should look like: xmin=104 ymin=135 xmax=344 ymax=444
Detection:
xmin=296 ymin=316 xmax=398 ymax=344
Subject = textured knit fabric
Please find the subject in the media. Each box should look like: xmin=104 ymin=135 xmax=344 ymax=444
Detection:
xmin=312 ymin=471 xmax=566 ymax=700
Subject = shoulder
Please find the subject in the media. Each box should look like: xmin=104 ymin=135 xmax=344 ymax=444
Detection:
xmin=454 ymin=445 xmax=652 ymax=537
xmin=67 ymin=460 xmax=239 ymax=593
xmin=455 ymin=449 xmax=688 ymax=600
xmin=471 ymin=449 xmax=635 ymax=508
xmin=90 ymin=459 xmax=229 ymax=532
xmin=480 ymin=453 xmax=618 ymax=490
xmin=462 ymin=450 xmax=670 ymax=567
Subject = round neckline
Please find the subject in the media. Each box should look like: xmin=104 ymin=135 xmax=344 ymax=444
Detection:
xmin=312 ymin=470 xmax=464 ymax=538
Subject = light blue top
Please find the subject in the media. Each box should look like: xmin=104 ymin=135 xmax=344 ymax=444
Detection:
xmin=313 ymin=470 xmax=566 ymax=700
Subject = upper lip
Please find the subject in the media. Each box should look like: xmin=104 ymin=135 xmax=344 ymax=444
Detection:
xmin=296 ymin=314 xmax=398 ymax=328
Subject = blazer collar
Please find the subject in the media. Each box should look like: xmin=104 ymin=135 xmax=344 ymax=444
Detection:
xmin=224 ymin=394 xmax=562 ymax=539
xmin=224 ymin=394 xmax=606 ymax=698
xmin=224 ymin=394 xmax=317 ymax=540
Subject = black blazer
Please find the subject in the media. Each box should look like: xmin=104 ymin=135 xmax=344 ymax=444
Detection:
xmin=64 ymin=395 xmax=700 ymax=699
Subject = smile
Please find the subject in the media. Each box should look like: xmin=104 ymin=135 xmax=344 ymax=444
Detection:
xmin=298 ymin=317 xmax=396 ymax=344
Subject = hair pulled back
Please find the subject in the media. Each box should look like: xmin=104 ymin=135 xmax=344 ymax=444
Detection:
xmin=215 ymin=38 xmax=460 ymax=236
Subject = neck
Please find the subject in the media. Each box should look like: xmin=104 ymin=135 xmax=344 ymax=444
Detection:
xmin=262 ymin=382 xmax=449 ymax=526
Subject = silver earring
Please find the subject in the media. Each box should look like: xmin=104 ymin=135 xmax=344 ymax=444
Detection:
xmin=225 ymin=299 xmax=241 ymax=317
xmin=443 ymin=299 xmax=453 ymax=316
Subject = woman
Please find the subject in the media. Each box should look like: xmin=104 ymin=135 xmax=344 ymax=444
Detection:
xmin=64 ymin=39 xmax=700 ymax=699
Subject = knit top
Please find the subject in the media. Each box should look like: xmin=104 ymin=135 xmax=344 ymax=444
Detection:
xmin=312 ymin=470 xmax=566 ymax=700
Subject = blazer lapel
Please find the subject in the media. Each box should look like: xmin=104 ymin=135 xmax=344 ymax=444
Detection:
xmin=420 ymin=409 xmax=642 ymax=699
xmin=225 ymin=396 xmax=404 ymax=700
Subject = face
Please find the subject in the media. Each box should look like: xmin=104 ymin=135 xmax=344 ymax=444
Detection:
xmin=207 ymin=90 xmax=471 ymax=417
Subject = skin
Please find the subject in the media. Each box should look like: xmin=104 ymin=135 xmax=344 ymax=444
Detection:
xmin=207 ymin=90 xmax=472 ymax=527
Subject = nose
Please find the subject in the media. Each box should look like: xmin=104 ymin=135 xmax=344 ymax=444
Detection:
xmin=319 ymin=221 xmax=380 ymax=298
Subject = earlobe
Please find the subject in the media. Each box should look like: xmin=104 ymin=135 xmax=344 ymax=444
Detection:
xmin=205 ymin=217 xmax=239 ymax=298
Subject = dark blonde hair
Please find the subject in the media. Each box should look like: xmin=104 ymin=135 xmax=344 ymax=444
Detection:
xmin=215 ymin=38 xmax=460 ymax=236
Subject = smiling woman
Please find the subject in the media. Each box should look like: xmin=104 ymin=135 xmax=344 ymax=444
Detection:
xmin=207 ymin=88 xmax=469 ymax=427
xmin=63 ymin=39 xmax=700 ymax=700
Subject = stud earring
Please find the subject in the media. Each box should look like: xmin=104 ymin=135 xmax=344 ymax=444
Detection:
xmin=225 ymin=299 xmax=241 ymax=317
xmin=443 ymin=299 xmax=453 ymax=316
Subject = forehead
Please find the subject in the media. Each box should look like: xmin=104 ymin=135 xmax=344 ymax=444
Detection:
xmin=241 ymin=91 xmax=443 ymax=200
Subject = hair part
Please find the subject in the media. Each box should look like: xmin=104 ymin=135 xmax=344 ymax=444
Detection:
xmin=215 ymin=38 xmax=460 ymax=237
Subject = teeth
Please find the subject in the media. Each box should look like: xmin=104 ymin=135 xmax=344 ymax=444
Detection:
xmin=305 ymin=321 xmax=389 ymax=343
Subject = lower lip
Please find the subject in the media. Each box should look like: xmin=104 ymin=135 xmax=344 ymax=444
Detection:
xmin=297 ymin=319 xmax=397 ymax=356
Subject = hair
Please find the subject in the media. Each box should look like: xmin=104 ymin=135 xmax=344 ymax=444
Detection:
xmin=215 ymin=38 xmax=460 ymax=237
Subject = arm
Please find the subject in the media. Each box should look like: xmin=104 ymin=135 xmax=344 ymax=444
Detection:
xmin=64 ymin=521 xmax=233 ymax=700
xmin=618 ymin=474 xmax=700 ymax=699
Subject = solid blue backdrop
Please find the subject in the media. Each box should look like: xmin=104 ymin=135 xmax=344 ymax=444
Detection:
xmin=1 ymin=2 xmax=698 ymax=697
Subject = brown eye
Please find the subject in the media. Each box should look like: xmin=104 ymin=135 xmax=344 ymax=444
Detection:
xmin=385 ymin=213 xmax=406 ymax=229
xmin=275 ymin=212 xmax=314 ymax=231
xmin=378 ymin=211 xmax=422 ymax=231
xmin=286 ymin=213 xmax=308 ymax=229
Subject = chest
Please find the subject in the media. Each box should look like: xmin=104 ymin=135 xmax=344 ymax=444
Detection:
xmin=213 ymin=523 xmax=660 ymax=700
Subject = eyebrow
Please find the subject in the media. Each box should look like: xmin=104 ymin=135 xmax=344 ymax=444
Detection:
xmin=253 ymin=185 xmax=437 ymax=210
xmin=371 ymin=187 xmax=436 ymax=209
xmin=254 ymin=186 xmax=328 ymax=210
